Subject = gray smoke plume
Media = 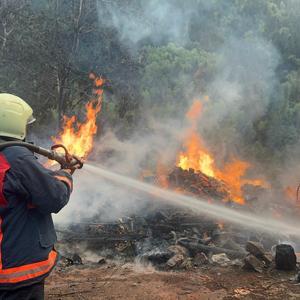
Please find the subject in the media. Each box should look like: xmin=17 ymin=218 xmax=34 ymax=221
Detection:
xmin=54 ymin=1 xmax=291 ymax=224
xmin=98 ymin=0 xmax=196 ymax=50
xmin=53 ymin=121 xmax=183 ymax=223
xmin=201 ymin=37 xmax=280 ymax=161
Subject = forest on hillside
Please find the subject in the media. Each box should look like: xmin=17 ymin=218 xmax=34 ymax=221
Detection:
xmin=1 ymin=0 xmax=300 ymax=172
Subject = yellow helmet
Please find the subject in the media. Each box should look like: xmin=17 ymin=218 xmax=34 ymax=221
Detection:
xmin=0 ymin=93 xmax=35 ymax=140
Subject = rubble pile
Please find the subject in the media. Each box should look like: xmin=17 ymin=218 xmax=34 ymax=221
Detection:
xmin=57 ymin=166 xmax=300 ymax=277
xmin=58 ymin=210 xmax=221 ymax=263
xmin=57 ymin=209 xmax=298 ymax=274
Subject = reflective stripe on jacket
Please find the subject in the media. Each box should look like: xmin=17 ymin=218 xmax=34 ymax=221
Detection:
xmin=0 ymin=146 xmax=72 ymax=289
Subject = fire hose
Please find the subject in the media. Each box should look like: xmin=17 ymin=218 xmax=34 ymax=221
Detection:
xmin=0 ymin=142 xmax=83 ymax=173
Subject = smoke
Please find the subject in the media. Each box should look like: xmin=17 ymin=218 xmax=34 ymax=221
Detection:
xmin=98 ymin=0 xmax=281 ymax=155
xmin=98 ymin=0 xmax=196 ymax=50
xmin=209 ymin=38 xmax=279 ymax=121
xmin=201 ymin=37 xmax=280 ymax=161
xmin=54 ymin=120 xmax=183 ymax=223
xmin=54 ymin=1 xmax=295 ymax=224
xmin=53 ymin=169 xmax=148 ymax=223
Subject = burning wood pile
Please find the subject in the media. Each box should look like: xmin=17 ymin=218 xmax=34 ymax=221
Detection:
xmin=168 ymin=167 xmax=230 ymax=201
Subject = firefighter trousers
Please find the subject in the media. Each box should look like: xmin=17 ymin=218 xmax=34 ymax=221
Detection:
xmin=0 ymin=281 xmax=44 ymax=300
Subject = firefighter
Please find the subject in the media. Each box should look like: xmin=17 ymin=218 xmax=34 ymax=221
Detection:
xmin=0 ymin=93 xmax=75 ymax=300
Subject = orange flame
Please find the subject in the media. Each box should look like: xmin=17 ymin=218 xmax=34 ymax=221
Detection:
xmin=177 ymin=99 xmax=216 ymax=178
xmin=52 ymin=74 xmax=104 ymax=160
xmin=215 ymin=160 xmax=267 ymax=204
xmin=177 ymin=98 xmax=267 ymax=205
xmin=177 ymin=132 xmax=216 ymax=178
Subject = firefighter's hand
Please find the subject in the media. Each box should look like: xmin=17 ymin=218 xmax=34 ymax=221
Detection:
xmin=63 ymin=156 xmax=84 ymax=175
xmin=62 ymin=166 xmax=79 ymax=175
xmin=63 ymin=169 xmax=74 ymax=175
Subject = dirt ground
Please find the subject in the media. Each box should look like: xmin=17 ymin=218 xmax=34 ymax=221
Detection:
xmin=45 ymin=262 xmax=300 ymax=300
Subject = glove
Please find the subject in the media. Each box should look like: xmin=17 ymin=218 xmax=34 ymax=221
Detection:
xmin=62 ymin=155 xmax=84 ymax=174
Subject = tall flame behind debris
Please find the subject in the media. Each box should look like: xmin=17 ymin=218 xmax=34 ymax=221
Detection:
xmin=177 ymin=98 xmax=215 ymax=178
xmin=177 ymin=98 xmax=267 ymax=205
xmin=52 ymin=74 xmax=104 ymax=160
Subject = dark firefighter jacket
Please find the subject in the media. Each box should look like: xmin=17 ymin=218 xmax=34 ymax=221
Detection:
xmin=0 ymin=145 xmax=73 ymax=290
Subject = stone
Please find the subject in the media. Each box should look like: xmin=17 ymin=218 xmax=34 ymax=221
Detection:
xmin=166 ymin=244 xmax=190 ymax=269
xmin=275 ymin=244 xmax=297 ymax=271
xmin=245 ymin=241 xmax=265 ymax=258
xmin=166 ymin=254 xmax=185 ymax=268
xmin=193 ymin=252 xmax=209 ymax=266
xmin=98 ymin=257 xmax=106 ymax=265
xmin=243 ymin=254 xmax=265 ymax=273
xmin=180 ymin=258 xmax=193 ymax=270
xmin=222 ymin=239 xmax=245 ymax=253
xmin=72 ymin=254 xmax=83 ymax=265
xmin=143 ymin=247 xmax=173 ymax=264
xmin=230 ymin=259 xmax=243 ymax=267
xmin=211 ymin=253 xmax=231 ymax=267
xmin=168 ymin=245 xmax=189 ymax=257
xmin=57 ymin=256 xmax=73 ymax=267
xmin=290 ymin=272 xmax=300 ymax=283
xmin=261 ymin=253 xmax=273 ymax=266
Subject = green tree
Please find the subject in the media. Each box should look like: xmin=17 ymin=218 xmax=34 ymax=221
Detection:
xmin=139 ymin=43 xmax=216 ymax=118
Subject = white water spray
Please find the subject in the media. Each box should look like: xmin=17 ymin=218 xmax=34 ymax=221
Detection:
xmin=85 ymin=164 xmax=300 ymax=238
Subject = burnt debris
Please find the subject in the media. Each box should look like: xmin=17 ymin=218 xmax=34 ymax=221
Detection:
xmin=56 ymin=167 xmax=300 ymax=276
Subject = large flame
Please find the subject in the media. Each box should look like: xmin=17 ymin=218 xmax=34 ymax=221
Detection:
xmin=52 ymin=74 xmax=104 ymax=160
xmin=177 ymin=99 xmax=215 ymax=178
xmin=177 ymin=98 xmax=266 ymax=205
xmin=215 ymin=160 xmax=266 ymax=204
